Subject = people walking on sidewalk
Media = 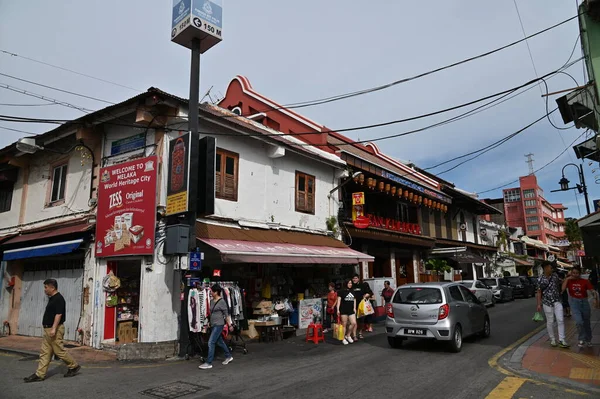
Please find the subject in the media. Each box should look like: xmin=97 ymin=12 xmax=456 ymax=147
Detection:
xmin=351 ymin=274 xmax=373 ymax=338
xmin=199 ymin=284 xmax=233 ymax=370
xmin=562 ymin=266 xmax=599 ymax=348
xmin=24 ymin=279 xmax=80 ymax=383
xmin=537 ymin=261 xmax=569 ymax=348
xmin=336 ymin=279 xmax=357 ymax=345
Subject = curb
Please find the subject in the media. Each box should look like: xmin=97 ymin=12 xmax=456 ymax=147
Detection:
xmin=499 ymin=332 xmax=600 ymax=395
xmin=0 ymin=346 xmax=39 ymax=358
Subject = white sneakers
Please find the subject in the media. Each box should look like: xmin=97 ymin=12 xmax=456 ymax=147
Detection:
xmin=346 ymin=336 xmax=354 ymax=344
xmin=342 ymin=339 xmax=348 ymax=345
xmin=198 ymin=357 xmax=233 ymax=370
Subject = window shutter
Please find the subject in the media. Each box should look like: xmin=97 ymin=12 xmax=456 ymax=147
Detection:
xmin=224 ymin=172 xmax=235 ymax=199
xmin=297 ymin=190 xmax=306 ymax=210
xmin=307 ymin=189 xmax=314 ymax=212
xmin=215 ymin=169 xmax=222 ymax=196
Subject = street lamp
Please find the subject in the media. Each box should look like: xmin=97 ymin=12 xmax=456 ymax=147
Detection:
xmin=328 ymin=171 xmax=363 ymax=199
xmin=552 ymin=163 xmax=591 ymax=215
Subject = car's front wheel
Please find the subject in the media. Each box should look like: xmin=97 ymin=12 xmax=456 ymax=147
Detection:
xmin=448 ymin=325 xmax=463 ymax=353
xmin=388 ymin=336 xmax=403 ymax=349
xmin=480 ymin=317 xmax=491 ymax=338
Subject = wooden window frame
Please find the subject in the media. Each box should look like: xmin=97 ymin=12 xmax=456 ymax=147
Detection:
xmin=295 ymin=171 xmax=315 ymax=214
xmin=215 ymin=148 xmax=239 ymax=202
xmin=47 ymin=161 xmax=68 ymax=207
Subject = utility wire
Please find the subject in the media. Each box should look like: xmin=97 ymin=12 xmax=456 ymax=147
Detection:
xmin=0 ymin=49 xmax=142 ymax=92
xmin=0 ymin=72 xmax=115 ymax=105
xmin=0 ymin=84 xmax=95 ymax=113
xmin=476 ymin=129 xmax=589 ymax=195
xmin=239 ymin=14 xmax=579 ymax=113
xmin=0 ymin=102 xmax=57 ymax=107
xmin=0 ymin=124 xmax=37 ymax=135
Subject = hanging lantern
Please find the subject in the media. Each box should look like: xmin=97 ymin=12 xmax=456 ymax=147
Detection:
xmin=432 ymin=201 xmax=437 ymax=209
xmin=391 ymin=186 xmax=397 ymax=196
xmin=367 ymin=177 xmax=373 ymax=188
xmin=418 ymin=195 xmax=422 ymax=204
xmin=443 ymin=204 xmax=448 ymax=212
xmin=385 ymin=183 xmax=391 ymax=193
xmin=437 ymin=202 xmax=441 ymax=210
xmin=398 ymin=188 xmax=403 ymax=197
xmin=359 ymin=174 xmax=365 ymax=185
xmin=372 ymin=179 xmax=377 ymax=190
xmin=378 ymin=181 xmax=385 ymax=191
xmin=408 ymin=192 xmax=414 ymax=201
xmin=403 ymin=190 xmax=409 ymax=199
xmin=427 ymin=199 xmax=432 ymax=208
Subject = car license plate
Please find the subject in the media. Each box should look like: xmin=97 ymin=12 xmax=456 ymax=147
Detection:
xmin=404 ymin=328 xmax=426 ymax=336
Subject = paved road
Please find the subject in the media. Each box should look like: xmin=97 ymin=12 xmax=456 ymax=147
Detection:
xmin=0 ymin=297 xmax=593 ymax=398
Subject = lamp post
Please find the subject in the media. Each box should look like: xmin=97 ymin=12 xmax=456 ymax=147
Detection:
xmin=552 ymin=163 xmax=591 ymax=215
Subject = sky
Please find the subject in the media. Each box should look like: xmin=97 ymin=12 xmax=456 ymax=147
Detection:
xmin=0 ymin=0 xmax=596 ymax=218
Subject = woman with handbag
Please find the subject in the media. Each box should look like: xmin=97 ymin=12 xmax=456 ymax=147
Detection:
xmin=323 ymin=283 xmax=337 ymax=333
xmin=336 ymin=279 xmax=357 ymax=345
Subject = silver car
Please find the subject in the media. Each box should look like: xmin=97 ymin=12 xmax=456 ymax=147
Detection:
xmin=480 ymin=277 xmax=514 ymax=302
xmin=385 ymin=282 xmax=491 ymax=352
xmin=458 ymin=280 xmax=495 ymax=307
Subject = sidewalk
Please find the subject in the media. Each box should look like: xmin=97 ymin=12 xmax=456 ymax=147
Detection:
xmin=514 ymin=308 xmax=600 ymax=388
xmin=0 ymin=335 xmax=116 ymax=363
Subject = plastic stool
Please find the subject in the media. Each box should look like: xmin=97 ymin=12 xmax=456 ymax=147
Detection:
xmin=305 ymin=323 xmax=325 ymax=344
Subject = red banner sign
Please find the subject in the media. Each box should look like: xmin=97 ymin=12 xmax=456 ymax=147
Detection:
xmin=95 ymin=156 xmax=158 ymax=257
xmin=366 ymin=214 xmax=421 ymax=235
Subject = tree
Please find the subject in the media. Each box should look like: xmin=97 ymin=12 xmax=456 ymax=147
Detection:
xmin=426 ymin=259 xmax=452 ymax=275
xmin=564 ymin=218 xmax=582 ymax=249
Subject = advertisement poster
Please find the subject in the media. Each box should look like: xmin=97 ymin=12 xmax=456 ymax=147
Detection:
xmin=95 ymin=156 xmax=158 ymax=257
xmin=299 ymin=298 xmax=322 ymax=329
xmin=166 ymin=133 xmax=191 ymax=216
xmin=352 ymin=192 xmax=365 ymax=222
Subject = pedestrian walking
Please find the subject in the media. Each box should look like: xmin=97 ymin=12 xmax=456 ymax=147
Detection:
xmin=199 ymin=284 xmax=233 ymax=370
xmin=323 ymin=282 xmax=338 ymax=333
xmin=351 ymin=274 xmax=373 ymax=338
xmin=537 ymin=261 xmax=569 ymax=348
xmin=23 ymin=279 xmax=80 ymax=383
xmin=336 ymin=279 xmax=357 ymax=345
xmin=557 ymin=270 xmax=572 ymax=317
xmin=562 ymin=267 xmax=599 ymax=348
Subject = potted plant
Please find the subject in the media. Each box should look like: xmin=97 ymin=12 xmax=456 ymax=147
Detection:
xmin=425 ymin=259 xmax=451 ymax=281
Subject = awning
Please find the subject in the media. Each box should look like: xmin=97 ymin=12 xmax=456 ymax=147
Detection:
xmin=430 ymin=247 xmax=489 ymax=264
xmin=196 ymin=221 xmax=373 ymax=264
xmin=1 ymin=222 xmax=92 ymax=246
xmin=557 ymin=260 xmax=573 ymax=269
xmin=199 ymin=239 xmax=373 ymax=264
xmin=3 ymin=239 xmax=84 ymax=261
xmin=512 ymin=257 xmax=534 ymax=267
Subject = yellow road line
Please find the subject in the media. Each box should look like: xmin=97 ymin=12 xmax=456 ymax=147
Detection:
xmin=487 ymin=324 xmax=591 ymax=396
xmin=485 ymin=377 xmax=526 ymax=399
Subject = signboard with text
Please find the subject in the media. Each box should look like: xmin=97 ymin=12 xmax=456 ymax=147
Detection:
xmin=171 ymin=0 xmax=223 ymax=53
xmin=166 ymin=134 xmax=191 ymax=216
xmin=95 ymin=156 xmax=158 ymax=257
xmin=352 ymin=192 xmax=365 ymax=221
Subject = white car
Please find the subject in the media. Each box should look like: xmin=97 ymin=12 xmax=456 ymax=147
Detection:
xmin=459 ymin=280 xmax=495 ymax=307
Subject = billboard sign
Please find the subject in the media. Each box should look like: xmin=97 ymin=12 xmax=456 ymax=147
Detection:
xmin=166 ymin=133 xmax=192 ymax=216
xmin=171 ymin=0 xmax=223 ymax=53
xmin=95 ymin=156 xmax=158 ymax=257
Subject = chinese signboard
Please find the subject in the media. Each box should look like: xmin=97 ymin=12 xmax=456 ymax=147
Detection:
xmin=366 ymin=214 xmax=422 ymax=235
xmin=166 ymin=134 xmax=191 ymax=216
xmin=171 ymin=0 xmax=223 ymax=53
xmin=95 ymin=156 xmax=158 ymax=257
xmin=352 ymin=192 xmax=365 ymax=221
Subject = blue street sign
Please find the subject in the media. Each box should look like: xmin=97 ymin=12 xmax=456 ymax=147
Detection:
xmin=189 ymin=251 xmax=202 ymax=271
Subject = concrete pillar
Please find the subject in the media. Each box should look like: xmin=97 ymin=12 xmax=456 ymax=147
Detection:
xmin=413 ymin=250 xmax=420 ymax=283
xmin=360 ymin=243 xmax=369 ymax=279
xmin=390 ymin=248 xmax=397 ymax=284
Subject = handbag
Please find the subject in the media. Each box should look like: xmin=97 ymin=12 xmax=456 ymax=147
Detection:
xmin=532 ymin=311 xmax=544 ymax=322
xmin=332 ymin=316 xmax=345 ymax=341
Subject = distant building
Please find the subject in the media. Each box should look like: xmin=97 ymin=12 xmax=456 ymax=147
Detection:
xmin=501 ymin=174 xmax=566 ymax=246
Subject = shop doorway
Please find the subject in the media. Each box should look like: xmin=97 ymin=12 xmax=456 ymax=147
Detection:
xmin=396 ymin=257 xmax=413 ymax=286
xmin=103 ymin=260 xmax=141 ymax=344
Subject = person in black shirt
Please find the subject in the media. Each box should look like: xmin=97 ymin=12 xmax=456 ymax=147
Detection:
xmin=24 ymin=279 xmax=80 ymax=383
xmin=336 ymin=279 xmax=357 ymax=345
xmin=351 ymin=274 xmax=373 ymax=338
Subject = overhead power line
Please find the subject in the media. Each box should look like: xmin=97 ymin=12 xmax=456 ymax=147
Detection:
xmin=238 ymin=14 xmax=579 ymax=114
xmin=0 ymin=49 xmax=142 ymax=92
xmin=0 ymin=84 xmax=95 ymax=113
xmin=0 ymin=102 xmax=57 ymax=107
xmin=476 ymin=129 xmax=589 ymax=195
xmin=0 ymin=72 xmax=115 ymax=105
xmin=0 ymin=124 xmax=37 ymax=135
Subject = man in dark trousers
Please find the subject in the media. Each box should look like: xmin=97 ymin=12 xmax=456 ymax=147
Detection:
xmin=590 ymin=263 xmax=600 ymax=297
xmin=351 ymin=273 xmax=373 ymax=339
xmin=24 ymin=279 xmax=80 ymax=382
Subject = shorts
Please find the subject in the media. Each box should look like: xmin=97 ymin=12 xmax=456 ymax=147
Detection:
xmin=340 ymin=310 xmax=355 ymax=316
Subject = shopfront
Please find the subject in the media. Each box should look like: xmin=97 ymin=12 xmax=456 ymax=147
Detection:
xmin=194 ymin=221 xmax=373 ymax=335
xmin=0 ymin=220 xmax=93 ymax=341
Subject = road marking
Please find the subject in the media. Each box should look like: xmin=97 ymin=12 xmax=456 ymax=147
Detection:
xmin=487 ymin=324 xmax=591 ymax=396
xmin=562 ymin=351 xmax=600 ymax=370
xmin=569 ymin=368 xmax=597 ymax=380
xmin=485 ymin=377 xmax=526 ymax=399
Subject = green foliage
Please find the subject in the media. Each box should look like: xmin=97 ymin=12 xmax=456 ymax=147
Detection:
xmin=497 ymin=230 xmax=508 ymax=251
xmin=426 ymin=258 xmax=452 ymax=274
xmin=326 ymin=216 xmax=339 ymax=236
xmin=564 ymin=218 xmax=582 ymax=248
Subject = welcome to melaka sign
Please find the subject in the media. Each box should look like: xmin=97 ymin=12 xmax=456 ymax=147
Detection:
xmin=95 ymin=156 xmax=158 ymax=257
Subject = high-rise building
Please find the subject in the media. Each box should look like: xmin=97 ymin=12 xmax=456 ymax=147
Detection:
xmin=501 ymin=175 xmax=566 ymax=245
